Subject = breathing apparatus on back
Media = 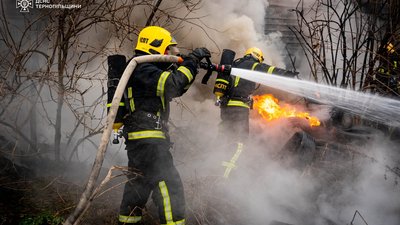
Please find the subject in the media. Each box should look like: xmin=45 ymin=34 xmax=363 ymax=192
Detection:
xmin=107 ymin=26 xmax=178 ymax=144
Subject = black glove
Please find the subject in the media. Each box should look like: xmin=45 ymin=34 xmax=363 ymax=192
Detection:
xmin=188 ymin=47 xmax=211 ymax=63
xmin=286 ymin=70 xmax=299 ymax=78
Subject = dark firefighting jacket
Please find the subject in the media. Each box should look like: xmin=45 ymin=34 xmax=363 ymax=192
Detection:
xmin=378 ymin=51 xmax=399 ymax=76
xmin=377 ymin=51 xmax=400 ymax=92
xmin=121 ymin=54 xmax=198 ymax=142
xmin=218 ymin=56 xmax=297 ymax=143
xmin=221 ymin=55 xmax=296 ymax=109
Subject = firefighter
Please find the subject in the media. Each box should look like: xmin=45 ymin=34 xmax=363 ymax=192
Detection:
xmin=374 ymin=41 xmax=400 ymax=139
xmin=117 ymin=26 xmax=210 ymax=225
xmin=218 ymin=47 xmax=298 ymax=178
xmin=375 ymin=42 xmax=400 ymax=97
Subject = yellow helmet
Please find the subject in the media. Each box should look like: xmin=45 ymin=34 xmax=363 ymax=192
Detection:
xmin=135 ymin=26 xmax=177 ymax=55
xmin=245 ymin=47 xmax=264 ymax=62
xmin=386 ymin=42 xmax=395 ymax=54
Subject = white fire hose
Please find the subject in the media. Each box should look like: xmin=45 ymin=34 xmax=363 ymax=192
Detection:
xmin=64 ymin=55 xmax=183 ymax=225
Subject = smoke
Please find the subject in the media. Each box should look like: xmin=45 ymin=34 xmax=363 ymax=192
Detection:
xmin=117 ymin=0 xmax=286 ymax=66
xmin=171 ymin=98 xmax=400 ymax=225
xmin=168 ymin=0 xmax=267 ymax=46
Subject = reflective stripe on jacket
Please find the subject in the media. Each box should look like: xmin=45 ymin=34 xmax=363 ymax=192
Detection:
xmin=123 ymin=55 xmax=198 ymax=140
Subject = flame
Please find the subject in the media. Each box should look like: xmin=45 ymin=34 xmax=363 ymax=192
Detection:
xmin=253 ymin=94 xmax=321 ymax=127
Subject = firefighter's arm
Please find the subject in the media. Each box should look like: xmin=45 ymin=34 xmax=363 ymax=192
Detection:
xmin=166 ymin=48 xmax=211 ymax=97
xmin=257 ymin=63 xmax=298 ymax=77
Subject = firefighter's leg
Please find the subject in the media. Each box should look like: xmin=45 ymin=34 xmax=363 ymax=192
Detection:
xmin=150 ymin=142 xmax=186 ymax=225
xmin=119 ymin=143 xmax=153 ymax=224
xmin=119 ymin=176 xmax=150 ymax=224
xmin=222 ymin=142 xmax=244 ymax=178
xmin=220 ymin=109 xmax=249 ymax=178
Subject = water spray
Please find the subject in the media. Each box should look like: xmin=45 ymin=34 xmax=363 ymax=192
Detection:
xmin=230 ymin=68 xmax=400 ymax=127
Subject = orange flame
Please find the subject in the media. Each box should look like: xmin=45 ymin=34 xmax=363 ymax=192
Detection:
xmin=253 ymin=94 xmax=321 ymax=126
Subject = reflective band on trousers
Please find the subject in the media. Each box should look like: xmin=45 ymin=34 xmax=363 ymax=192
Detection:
xmin=222 ymin=142 xmax=244 ymax=178
xmin=227 ymin=100 xmax=250 ymax=108
xmin=159 ymin=181 xmax=186 ymax=225
xmin=118 ymin=215 xmax=142 ymax=223
xmin=127 ymin=130 xmax=166 ymax=140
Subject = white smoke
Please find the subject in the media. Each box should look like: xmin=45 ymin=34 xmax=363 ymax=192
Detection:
xmin=114 ymin=0 xmax=285 ymax=66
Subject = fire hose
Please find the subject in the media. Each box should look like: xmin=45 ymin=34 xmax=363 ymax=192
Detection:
xmin=63 ymin=55 xmax=183 ymax=225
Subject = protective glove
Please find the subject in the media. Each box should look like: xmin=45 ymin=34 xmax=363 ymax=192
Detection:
xmin=286 ymin=70 xmax=299 ymax=78
xmin=188 ymin=47 xmax=211 ymax=63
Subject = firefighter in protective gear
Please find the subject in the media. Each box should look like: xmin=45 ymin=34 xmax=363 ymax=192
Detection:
xmin=375 ymin=41 xmax=400 ymax=96
xmin=374 ymin=40 xmax=400 ymax=140
xmin=218 ymin=47 xmax=298 ymax=178
xmin=118 ymin=26 xmax=211 ymax=225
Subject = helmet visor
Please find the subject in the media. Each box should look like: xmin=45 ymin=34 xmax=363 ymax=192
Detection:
xmin=164 ymin=36 xmax=179 ymax=55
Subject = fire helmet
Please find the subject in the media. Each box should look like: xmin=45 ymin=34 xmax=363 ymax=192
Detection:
xmin=245 ymin=47 xmax=264 ymax=62
xmin=135 ymin=26 xmax=177 ymax=55
xmin=386 ymin=42 xmax=395 ymax=54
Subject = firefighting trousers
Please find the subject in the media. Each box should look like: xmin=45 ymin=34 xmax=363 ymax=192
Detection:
xmin=119 ymin=139 xmax=185 ymax=224
xmin=219 ymin=106 xmax=250 ymax=178
xmin=220 ymin=106 xmax=250 ymax=142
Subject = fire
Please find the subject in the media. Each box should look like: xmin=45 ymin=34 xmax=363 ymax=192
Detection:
xmin=253 ymin=94 xmax=321 ymax=127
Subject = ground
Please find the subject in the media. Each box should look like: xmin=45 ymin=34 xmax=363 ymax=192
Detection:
xmin=1 ymin=123 xmax=399 ymax=225
xmin=0 ymin=154 xmax=122 ymax=225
